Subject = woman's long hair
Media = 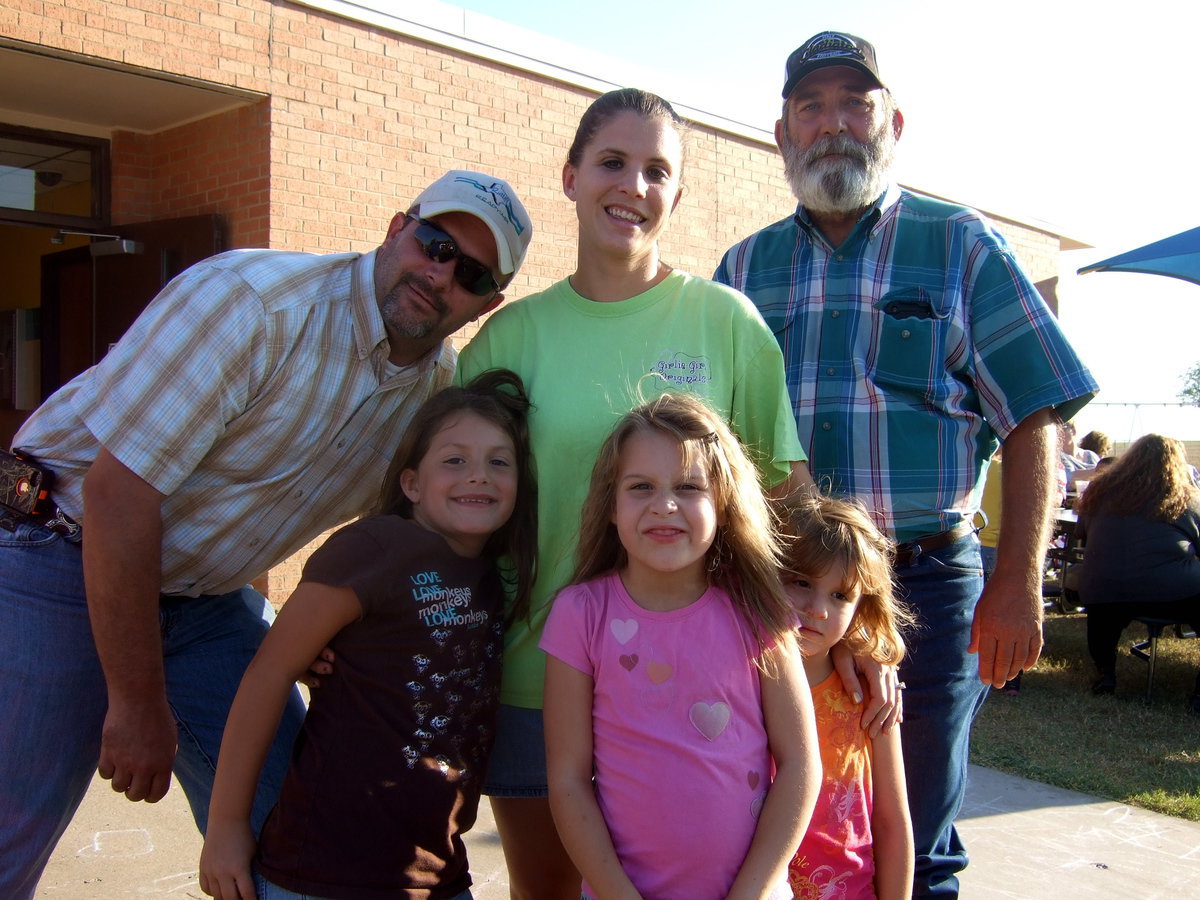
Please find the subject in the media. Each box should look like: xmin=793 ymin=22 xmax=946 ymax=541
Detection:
xmin=1078 ymin=433 xmax=1195 ymax=522
xmin=377 ymin=369 xmax=537 ymax=620
xmin=572 ymin=391 xmax=795 ymax=655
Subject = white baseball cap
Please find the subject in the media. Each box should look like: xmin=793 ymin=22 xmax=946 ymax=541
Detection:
xmin=410 ymin=170 xmax=533 ymax=277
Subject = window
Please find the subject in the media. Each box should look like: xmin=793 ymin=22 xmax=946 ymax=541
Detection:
xmin=0 ymin=124 xmax=109 ymax=228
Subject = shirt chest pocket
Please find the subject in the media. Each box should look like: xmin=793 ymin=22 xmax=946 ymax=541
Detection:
xmin=756 ymin=305 xmax=792 ymax=346
xmin=869 ymin=287 xmax=949 ymax=402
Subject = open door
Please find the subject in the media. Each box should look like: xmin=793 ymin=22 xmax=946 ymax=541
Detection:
xmin=40 ymin=214 xmax=225 ymax=398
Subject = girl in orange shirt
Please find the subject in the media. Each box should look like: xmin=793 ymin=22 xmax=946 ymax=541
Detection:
xmin=782 ymin=495 xmax=916 ymax=900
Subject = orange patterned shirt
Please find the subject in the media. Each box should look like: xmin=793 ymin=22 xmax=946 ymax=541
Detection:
xmin=788 ymin=671 xmax=876 ymax=899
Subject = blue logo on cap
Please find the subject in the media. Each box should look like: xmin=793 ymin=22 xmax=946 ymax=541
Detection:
xmin=454 ymin=176 xmax=527 ymax=235
xmin=802 ymin=32 xmax=865 ymax=64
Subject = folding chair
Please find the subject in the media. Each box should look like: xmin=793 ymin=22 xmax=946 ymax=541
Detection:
xmin=1130 ymin=616 xmax=1198 ymax=703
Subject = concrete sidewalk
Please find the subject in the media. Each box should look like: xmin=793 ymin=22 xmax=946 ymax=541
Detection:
xmin=40 ymin=764 xmax=1200 ymax=898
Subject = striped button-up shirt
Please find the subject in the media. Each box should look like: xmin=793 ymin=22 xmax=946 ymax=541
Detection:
xmin=16 ymin=248 xmax=453 ymax=595
xmin=716 ymin=185 xmax=1097 ymax=542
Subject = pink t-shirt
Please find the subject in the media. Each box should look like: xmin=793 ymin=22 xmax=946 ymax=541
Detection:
xmin=541 ymin=572 xmax=790 ymax=900
xmin=788 ymin=671 xmax=876 ymax=898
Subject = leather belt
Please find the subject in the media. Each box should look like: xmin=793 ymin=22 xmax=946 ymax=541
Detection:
xmin=893 ymin=521 xmax=976 ymax=568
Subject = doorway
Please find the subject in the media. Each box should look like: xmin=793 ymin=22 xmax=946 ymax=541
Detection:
xmin=39 ymin=215 xmax=225 ymax=397
xmin=0 ymin=216 xmax=224 ymax=448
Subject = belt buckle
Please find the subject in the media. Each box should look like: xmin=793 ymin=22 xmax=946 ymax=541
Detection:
xmin=45 ymin=506 xmax=81 ymax=538
xmin=893 ymin=539 xmax=921 ymax=568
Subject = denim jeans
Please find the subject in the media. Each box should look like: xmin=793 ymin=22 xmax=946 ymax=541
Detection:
xmin=979 ymin=544 xmax=997 ymax=579
xmin=0 ymin=521 xmax=305 ymax=899
xmin=255 ymin=870 xmax=473 ymax=899
xmin=895 ymin=532 xmax=989 ymax=898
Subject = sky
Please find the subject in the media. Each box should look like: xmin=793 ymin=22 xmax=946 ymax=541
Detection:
xmin=448 ymin=0 xmax=1200 ymax=441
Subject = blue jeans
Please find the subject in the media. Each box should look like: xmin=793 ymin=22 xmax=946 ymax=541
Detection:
xmin=255 ymin=870 xmax=473 ymax=899
xmin=895 ymin=532 xmax=989 ymax=898
xmin=0 ymin=521 xmax=305 ymax=899
xmin=979 ymin=544 xmax=997 ymax=579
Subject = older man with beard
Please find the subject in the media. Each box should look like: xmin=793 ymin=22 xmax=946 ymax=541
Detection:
xmin=716 ymin=32 xmax=1097 ymax=898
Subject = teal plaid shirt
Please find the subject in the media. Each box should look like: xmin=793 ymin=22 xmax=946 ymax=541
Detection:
xmin=716 ymin=185 xmax=1097 ymax=542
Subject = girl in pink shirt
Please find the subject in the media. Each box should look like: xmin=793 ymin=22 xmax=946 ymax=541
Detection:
xmin=782 ymin=495 xmax=916 ymax=900
xmin=542 ymin=392 xmax=820 ymax=900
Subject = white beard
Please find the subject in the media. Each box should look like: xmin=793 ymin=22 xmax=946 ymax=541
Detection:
xmin=781 ymin=120 xmax=896 ymax=215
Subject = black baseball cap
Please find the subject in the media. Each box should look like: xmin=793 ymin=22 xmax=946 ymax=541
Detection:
xmin=782 ymin=31 xmax=885 ymax=98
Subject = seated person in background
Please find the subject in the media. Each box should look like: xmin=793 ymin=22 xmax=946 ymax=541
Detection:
xmin=1071 ymin=429 xmax=1113 ymax=491
xmin=1078 ymin=430 xmax=1113 ymax=460
xmin=1059 ymin=420 xmax=1100 ymax=490
xmin=1077 ymin=434 xmax=1200 ymax=712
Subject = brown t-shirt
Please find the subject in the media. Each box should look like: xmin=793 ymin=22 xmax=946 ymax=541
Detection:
xmin=257 ymin=515 xmax=504 ymax=900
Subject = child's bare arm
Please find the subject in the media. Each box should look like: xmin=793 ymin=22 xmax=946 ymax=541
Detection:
xmin=870 ymin=723 xmax=914 ymax=900
xmin=726 ymin=641 xmax=820 ymax=900
xmin=198 ymin=583 xmax=360 ymax=900
xmin=544 ymin=656 xmax=643 ymax=900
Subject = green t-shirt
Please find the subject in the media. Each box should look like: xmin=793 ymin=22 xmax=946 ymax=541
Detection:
xmin=456 ymin=269 xmax=805 ymax=708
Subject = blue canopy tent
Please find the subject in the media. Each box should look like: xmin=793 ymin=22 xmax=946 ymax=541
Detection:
xmin=1077 ymin=226 xmax=1200 ymax=287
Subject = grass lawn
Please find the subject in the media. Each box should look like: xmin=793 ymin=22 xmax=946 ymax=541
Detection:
xmin=969 ymin=611 xmax=1200 ymax=820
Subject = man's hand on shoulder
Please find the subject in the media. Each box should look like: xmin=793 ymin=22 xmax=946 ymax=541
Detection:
xmin=831 ymin=642 xmax=902 ymax=737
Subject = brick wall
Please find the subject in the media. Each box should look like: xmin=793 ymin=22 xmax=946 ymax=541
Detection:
xmin=5 ymin=2 xmax=1059 ymax=278
xmin=8 ymin=0 xmax=1066 ymax=601
xmin=990 ymin=219 xmax=1060 ymax=285
xmin=112 ymin=102 xmax=272 ymax=247
xmin=8 ymin=1 xmax=799 ymax=277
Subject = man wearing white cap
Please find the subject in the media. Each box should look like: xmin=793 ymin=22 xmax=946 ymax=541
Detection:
xmin=716 ymin=31 xmax=1096 ymax=898
xmin=0 ymin=169 xmax=532 ymax=898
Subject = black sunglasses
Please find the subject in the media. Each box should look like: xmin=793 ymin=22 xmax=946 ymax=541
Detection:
xmin=408 ymin=216 xmax=501 ymax=297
